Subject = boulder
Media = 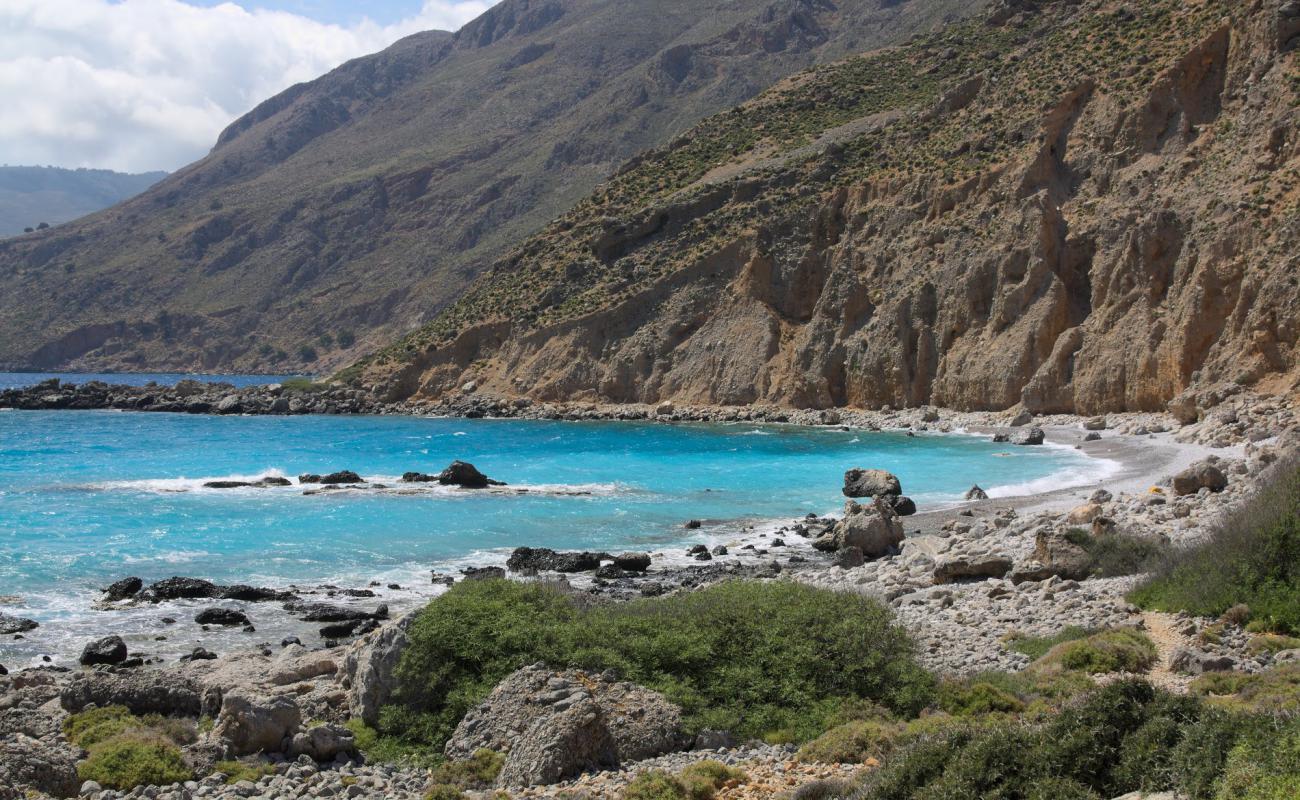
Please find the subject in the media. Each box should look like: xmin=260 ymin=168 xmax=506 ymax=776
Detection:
xmin=0 ymin=612 xmax=38 ymax=635
xmin=438 ymin=461 xmax=504 ymax=488
xmin=319 ymin=471 xmax=363 ymax=485
xmin=102 ymin=576 xmax=143 ymax=601
xmin=60 ymin=671 xmax=202 ymax=716
xmin=447 ymin=664 xmax=685 ymax=786
xmin=1172 ymin=464 xmax=1227 ymax=496
xmin=814 ymin=499 xmax=904 ymax=559
xmin=1009 ymin=410 xmax=1034 ymax=427
xmin=842 ymin=468 xmax=902 ymax=499
xmin=1084 ymin=417 xmax=1108 ymax=431
xmin=1065 ymin=503 xmax=1104 ymax=524
xmin=461 ymin=566 xmax=506 ymax=581
xmin=79 ymin=635 xmax=128 ymax=666
xmin=507 ymin=547 xmax=601 ymax=573
xmin=1169 ymin=648 xmax=1236 ymax=675
xmin=964 ymin=485 xmax=989 ymax=501
xmin=213 ymin=690 xmax=302 ymax=756
xmin=288 ymin=724 xmax=357 ymax=763
xmin=138 ymin=576 xmax=222 ymax=602
xmin=0 ymin=735 xmax=80 ymax=799
xmin=1014 ymin=427 xmax=1045 ymax=446
xmin=343 ymin=614 xmax=415 ymax=725
xmin=1167 ymin=390 xmax=1201 ymax=424
xmin=933 ymin=556 xmax=1013 ymax=584
xmin=1089 ymin=489 xmax=1114 ymax=504
xmin=890 ymin=496 xmax=917 ymax=516
xmin=221 ymin=585 xmax=293 ymax=602
xmin=284 ymin=601 xmax=378 ymax=623
xmin=1013 ymin=530 xmax=1092 ymax=582
xmin=195 ymin=608 xmax=251 ymax=627
xmin=612 ymin=553 xmax=652 ymax=572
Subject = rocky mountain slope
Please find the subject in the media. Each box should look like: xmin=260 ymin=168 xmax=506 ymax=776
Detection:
xmin=349 ymin=0 xmax=1300 ymax=415
xmin=0 ymin=167 xmax=166 ymax=238
xmin=0 ymin=0 xmax=983 ymax=374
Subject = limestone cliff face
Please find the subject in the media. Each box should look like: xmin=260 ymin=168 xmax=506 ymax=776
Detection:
xmin=355 ymin=0 xmax=1300 ymax=414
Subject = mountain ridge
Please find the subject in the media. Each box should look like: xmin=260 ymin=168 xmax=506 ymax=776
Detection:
xmin=344 ymin=0 xmax=1300 ymax=415
xmin=0 ymin=167 xmax=166 ymax=238
xmin=0 ymin=0 xmax=983 ymax=374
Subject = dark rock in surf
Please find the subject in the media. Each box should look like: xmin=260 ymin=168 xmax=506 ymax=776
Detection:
xmin=80 ymin=635 xmax=128 ymax=666
xmin=0 ymin=613 xmax=38 ymax=634
xmin=438 ymin=461 xmax=504 ymax=488
xmin=612 ymin=552 xmax=652 ymax=572
xmin=195 ymin=608 xmax=251 ymax=626
xmin=137 ymin=576 xmax=222 ymax=602
xmin=965 ymin=485 xmax=989 ymax=501
xmin=461 ymin=566 xmax=506 ymax=581
xmin=103 ymin=576 xmax=143 ymax=602
xmin=507 ymin=547 xmax=600 ymax=573
xmin=221 ymin=585 xmax=294 ymax=602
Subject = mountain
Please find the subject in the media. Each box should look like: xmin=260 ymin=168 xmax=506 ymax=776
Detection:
xmin=0 ymin=167 xmax=166 ymax=238
xmin=347 ymin=0 xmax=1300 ymax=415
xmin=0 ymin=0 xmax=985 ymax=373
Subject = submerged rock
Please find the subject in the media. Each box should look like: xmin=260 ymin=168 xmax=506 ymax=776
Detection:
xmin=195 ymin=607 xmax=251 ymax=627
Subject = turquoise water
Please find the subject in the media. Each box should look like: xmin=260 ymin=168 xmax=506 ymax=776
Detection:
xmin=0 ymin=409 xmax=1113 ymax=663
xmin=0 ymin=371 xmax=301 ymax=390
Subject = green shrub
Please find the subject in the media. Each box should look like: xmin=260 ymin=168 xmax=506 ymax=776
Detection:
xmin=1190 ymin=664 xmax=1300 ymax=714
xmin=341 ymin=718 xmax=432 ymax=766
xmin=423 ymin=785 xmax=466 ymax=800
xmin=77 ymin=734 xmax=192 ymax=790
xmin=1212 ymin=718 xmax=1300 ymax=800
xmin=213 ymin=759 xmax=277 ymax=784
xmin=280 ymin=377 xmax=329 ymax=393
xmin=1062 ymin=529 xmax=1162 ymax=578
xmin=790 ymin=777 xmax=855 ymax=800
xmin=1246 ymin=633 xmax=1300 ymax=654
xmin=1003 ymin=626 xmax=1095 ymax=661
xmin=936 ymin=680 xmax=1025 ymax=717
xmin=1131 ymin=461 xmax=1300 ymax=634
xmin=1036 ymin=628 xmax=1157 ymax=674
xmin=679 ymin=760 xmax=746 ymax=797
xmin=64 ymin=705 xmax=135 ymax=748
xmin=429 ymin=749 xmax=504 ymax=789
xmin=384 ymin=580 xmax=933 ymax=752
xmin=622 ymin=770 xmax=692 ymax=800
xmin=798 ymin=720 xmax=900 ymax=764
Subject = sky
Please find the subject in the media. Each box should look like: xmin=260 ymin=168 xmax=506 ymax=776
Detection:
xmin=0 ymin=0 xmax=494 ymax=174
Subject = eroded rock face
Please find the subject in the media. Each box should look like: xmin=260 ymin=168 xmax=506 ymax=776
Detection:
xmin=342 ymin=614 xmax=415 ymax=726
xmin=60 ymin=671 xmax=203 ymax=716
xmin=363 ymin=0 xmax=1299 ymax=418
xmin=0 ymin=735 xmax=80 ymax=799
xmin=445 ymin=664 xmax=687 ymax=786
xmin=842 ymin=468 xmax=902 ymax=499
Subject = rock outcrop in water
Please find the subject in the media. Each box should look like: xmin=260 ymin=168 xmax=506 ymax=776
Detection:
xmin=348 ymin=0 xmax=1300 ymax=417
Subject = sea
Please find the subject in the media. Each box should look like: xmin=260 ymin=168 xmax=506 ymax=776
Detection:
xmin=0 ymin=372 xmax=1119 ymax=666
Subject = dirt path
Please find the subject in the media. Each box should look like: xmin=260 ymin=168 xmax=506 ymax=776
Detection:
xmin=1141 ymin=611 xmax=1194 ymax=693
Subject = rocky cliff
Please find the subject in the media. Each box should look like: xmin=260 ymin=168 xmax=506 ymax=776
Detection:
xmin=350 ymin=0 xmax=1300 ymax=415
xmin=0 ymin=0 xmax=981 ymax=374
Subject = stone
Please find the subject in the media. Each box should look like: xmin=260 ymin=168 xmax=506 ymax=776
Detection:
xmin=1089 ymin=489 xmax=1113 ymax=504
xmin=1172 ymin=463 xmax=1228 ymax=496
xmin=1009 ymin=410 xmax=1034 ymax=427
xmin=1014 ymin=427 xmax=1045 ymax=446
xmin=1084 ymin=432 xmax=1102 ymax=441
xmin=285 ymin=602 xmax=376 ymax=623
xmin=180 ymin=647 xmax=219 ymax=662
xmin=612 ymin=552 xmax=651 ymax=572
xmin=103 ymin=576 xmax=143 ymax=601
xmin=319 ymin=470 xmax=364 ymax=485
xmin=1021 ymin=530 xmax=1092 ymax=582
xmin=196 ymin=607 xmax=251 ymax=627
xmin=842 ymin=468 xmax=902 ymax=499
xmin=461 ymin=566 xmax=506 ymax=581
xmin=213 ymin=690 xmax=302 ymax=756
xmin=814 ymin=498 xmax=904 ymax=559
xmin=343 ymin=614 xmax=416 ymax=725
xmin=890 ymin=496 xmax=917 ymax=516
xmin=1169 ymin=648 xmax=1236 ymax=675
xmin=0 ymin=735 xmax=80 ymax=798
xmin=447 ymin=665 xmax=685 ymax=786
xmin=60 ymin=670 xmax=203 ymax=716
xmin=138 ymin=576 xmax=223 ymax=602
xmin=80 ymin=635 xmax=128 ymax=666
xmin=933 ymin=557 xmax=1013 ymax=584
xmin=833 ymin=546 xmax=865 ymax=569
xmin=964 ymin=485 xmax=989 ymax=501
xmin=1084 ymin=416 xmax=1107 ymax=431
xmin=0 ymin=612 xmax=38 ymax=634
xmin=437 ymin=461 xmax=504 ymax=488
xmin=1065 ymin=503 xmax=1104 ymax=524
xmin=288 ymin=724 xmax=357 ymax=763
xmin=507 ymin=547 xmax=601 ymax=573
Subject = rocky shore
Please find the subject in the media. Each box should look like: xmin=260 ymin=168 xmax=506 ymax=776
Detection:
xmin=3 ymin=378 xmax=1298 ymax=799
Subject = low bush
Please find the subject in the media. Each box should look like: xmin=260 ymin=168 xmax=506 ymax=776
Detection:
xmin=797 ymin=720 xmax=900 ymax=764
xmin=423 ymin=785 xmax=466 ymax=800
xmin=1003 ymin=626 xmax=1095 ymax=661
xmin=1190 ymin=664 xmax=1300 ymax=714
xmin=213 ymin=759 xmax=277 ymax=784
xmin=429 ymin=749 xmax=505 ymax=789
xmin=936 ymin=680 xmax=1025 ymax=717
xmin=77 ymin=734 xmax=192 ymax=790
xmin=1213 ymin=720 xmax=1300 ymax=800
xmin=382 ymin=580 xmax=933 ymax=753
xmin=1035 ymin=628 xmax=1157 ymax=674
xmin=1131 ymin=460 xmax=1300 ymax=634
xmin=64 ymin=705 xmax=136 ymax=749
xmin=1246 ymin=633 xmax=1300 ymax=654
xmin=622 ymin=770 xmax=695 ymax=800
xmin=1063 ymin=529 xmax=1163 ymax=578
xmin=680 ymin=760 xmax=746 ymax=797
xmin=280 ymin=377 xmax=329 ymax=393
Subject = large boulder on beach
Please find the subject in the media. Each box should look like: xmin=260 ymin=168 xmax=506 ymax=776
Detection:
xmin=61 ymin=671 xmax=203 ymax=716
xmin=213 ymin=689 xmax=302 ymax=757
xmin=612 ymin=552 xmax=652 ymax=572
xmin=1010 ymin=530 xmax=1092 ymax=583
xmin=1014 ymin=427 xmax=1045 ymax=446
xmin=814 ymin=499 xmax=904 ymax=559
xmin=447 ymin=664 xmax=685 ymax=786
xmin=437 ymin=460 xmax=504 ymax=488
xmin=0 ymin=612 xmax=38 ymax=634
xmin=507 ymin=547 xmax=601 ymax=573
xmin=1172 ymin=463 xmax=1228 ymax=496
xmin=842 ymin=469 xmax=902 ymax=499
xmin=343 ymin=614 xmax=416 ymax=725
xmin=933 ymin=556 xmax=1013 ymax=584
xmin=79 ymin=635 xmax=128 ymax=666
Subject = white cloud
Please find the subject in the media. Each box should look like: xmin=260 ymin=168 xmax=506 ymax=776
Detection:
xmin=0 ymin=0 xmax=492 ymax=173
